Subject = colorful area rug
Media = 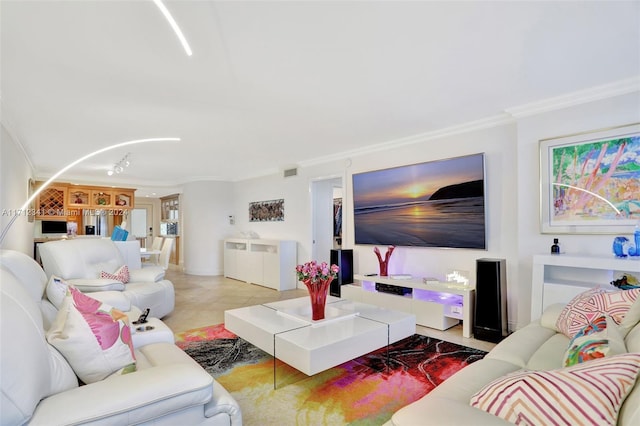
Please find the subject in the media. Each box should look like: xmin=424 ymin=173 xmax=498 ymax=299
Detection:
xmin=176 ymin=324 xmax=486 ymax=426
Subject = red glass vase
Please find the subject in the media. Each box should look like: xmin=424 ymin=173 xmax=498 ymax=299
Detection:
xmin=379 ymin=261 xmax=388 ymax=277
xmin=374 ymin=246 xmax=395 ymax=277
xmin=303 ymin=278 xmax=332 ymax=320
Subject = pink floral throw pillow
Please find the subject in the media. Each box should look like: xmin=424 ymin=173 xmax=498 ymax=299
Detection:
xmin=556 ymin=287 xmax=640 ymax=338
xmin=46 ymin=286 xmax=136 ymax=384
xmin=100 ymin=265 xmax=130 ymax=284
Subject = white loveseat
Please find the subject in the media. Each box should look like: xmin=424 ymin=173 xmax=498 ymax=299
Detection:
xmin=0 ymin=249 xmax=242 ymax=426
xmin=386 ymin=300 xmax=640 ymax=425
xmin=39 ymin=238 xmax=175 ymax=319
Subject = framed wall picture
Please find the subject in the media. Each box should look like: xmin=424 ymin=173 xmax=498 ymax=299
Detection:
xmin=249 ymin=199 xmax=284 ymax=222
xmin=333 ymin=198 xmax=342 ymax=237
xmin=539 ymin=122 xmax=640 ymax=234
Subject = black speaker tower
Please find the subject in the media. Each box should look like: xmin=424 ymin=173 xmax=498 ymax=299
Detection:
xmin=329 ymin=249 xmax=353 ymax=297
xmin=473 ymin=258 xmax=507 ymax=343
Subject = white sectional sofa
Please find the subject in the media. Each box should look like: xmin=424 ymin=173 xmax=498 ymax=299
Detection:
xmin=0 ymin=249 xmax=242 ymax=426
xmin=386 ymin=297 xmax=640 ymax=425
xmin=39 ymin=238 xmax=175 ymax=319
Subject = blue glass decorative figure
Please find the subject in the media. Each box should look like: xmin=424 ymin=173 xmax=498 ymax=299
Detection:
xmin=629 ymin=223 xmax=640 ymax=257
xmin=613 ymin=236 xmax=629 ymax=258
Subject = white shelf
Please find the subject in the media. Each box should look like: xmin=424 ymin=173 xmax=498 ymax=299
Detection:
xmin=534 ymin=254 xmax=640 ymax=270
xmin=531 ymin=254 xmax=640 ymax=320
xmin=354 ymin=274 xmax=475 ymax=295
xmin=224 ymin=238 xmax=297 ymax=290
xmin=349 ymin=274 xmax=475 ymax=338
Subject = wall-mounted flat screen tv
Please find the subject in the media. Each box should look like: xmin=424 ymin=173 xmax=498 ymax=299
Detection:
xmin=41 ymin=220 xmax=68 ymax=234
xmin=353 ymin=153 xmax=486 ymax=249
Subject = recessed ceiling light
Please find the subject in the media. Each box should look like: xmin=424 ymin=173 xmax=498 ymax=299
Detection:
xmin=153 ymin=0 xmax=193 ymax=57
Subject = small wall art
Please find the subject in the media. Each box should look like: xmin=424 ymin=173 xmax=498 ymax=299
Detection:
xmin=249 ymin=199 xmax=284 ymax=222
xmin=539 ymin=122 xmax=640 ymax=234
xmin=334 ymin=198 xmax=342 ymax=237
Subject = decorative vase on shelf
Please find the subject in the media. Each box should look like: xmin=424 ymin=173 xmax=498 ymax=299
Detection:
xmin=374 ymin=246 xmax=395 ymax=276
xmin=629 ymin=222 xmax=640 ymax=257
xmin=302 ymin=278 xmax=332 ymax=321
xmin=613 ymin=236 xmax=630 ymax=258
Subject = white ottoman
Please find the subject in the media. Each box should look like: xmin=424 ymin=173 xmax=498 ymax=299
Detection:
xmin=131 ymin=317 xmax=174 ymax=348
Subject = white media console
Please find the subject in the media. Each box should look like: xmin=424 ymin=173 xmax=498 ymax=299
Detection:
xmin=343 ymin=274 xmax=475 ymax=338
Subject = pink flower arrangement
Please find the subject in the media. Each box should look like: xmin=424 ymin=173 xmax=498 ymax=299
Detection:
xmin=296 ymin=260 xmax=339 ymax=284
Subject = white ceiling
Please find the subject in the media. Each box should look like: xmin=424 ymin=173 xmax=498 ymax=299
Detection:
xmin=1 ymin=0 xmax=639 ymax=197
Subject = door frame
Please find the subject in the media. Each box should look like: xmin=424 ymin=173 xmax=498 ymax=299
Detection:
xmin=310 ymin=174 xmax=345 ymax=264
xmin=131 ymin=205 xmax=154 ymax=248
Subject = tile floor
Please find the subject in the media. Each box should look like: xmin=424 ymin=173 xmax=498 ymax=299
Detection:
xmin=161 ymin=269 xmax=496 ymax=353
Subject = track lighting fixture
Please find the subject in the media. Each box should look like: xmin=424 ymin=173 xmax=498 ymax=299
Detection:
xmin=107 ymin=153 xmax=132 ymax=176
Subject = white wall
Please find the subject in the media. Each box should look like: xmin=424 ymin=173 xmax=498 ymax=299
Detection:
xmin=182 ymin=180 xmax=234 ymax=275
xmin=515 ymin=91 xmax=640 ymax=328
xmin=224 ymin=124 xmax=520 ymax=327
xmin=220 ymin=92 xmax=639 ymax=331
xmin=0 ymin=124 xmax=34 ymax=254
xmin=344 ymin=123 xmax=520 ymax=329
xmin=229 ymin=165 xmax=349 ymax=271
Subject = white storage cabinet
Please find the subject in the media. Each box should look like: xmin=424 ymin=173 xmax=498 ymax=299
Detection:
xmin=224 ymin=239 xmax=297 ymax=291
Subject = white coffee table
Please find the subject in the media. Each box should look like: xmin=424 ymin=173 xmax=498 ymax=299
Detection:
xmin=224 ymin=296 xmax=415 ymax=386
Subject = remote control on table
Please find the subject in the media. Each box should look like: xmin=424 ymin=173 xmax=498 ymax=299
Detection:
xmin=133 ymin=308 xmax=150 ymax=325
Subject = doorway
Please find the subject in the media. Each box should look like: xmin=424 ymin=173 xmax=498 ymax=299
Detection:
xmin=311 ymin=176 xmax=344 ymax=264
xmin=131 ymin=206 xmax=153 ymax=248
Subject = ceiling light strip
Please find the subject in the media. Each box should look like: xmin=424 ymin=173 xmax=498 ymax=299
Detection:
xmin=153 ymin=0 xmax=193 ymax=56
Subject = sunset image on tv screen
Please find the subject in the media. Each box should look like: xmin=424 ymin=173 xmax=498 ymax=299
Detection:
xmin=352 ymin=153 xmax=486 ymax=249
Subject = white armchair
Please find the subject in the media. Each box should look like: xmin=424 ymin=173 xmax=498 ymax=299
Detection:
xmin=39 ymin=238 xmax=174 ymax=319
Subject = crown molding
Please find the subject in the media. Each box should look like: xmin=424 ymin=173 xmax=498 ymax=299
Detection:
xmin=178 ymin=167 xmax=281 ymax=183
xmin=299 ymin=78 xmax=640 ymax=170
xmin=38 ymin=172 xmax=183 ymax=189
xmin=298 ymin=113 xmax=515 ymax=168
xmin=505 ymin=76 xmax=640 ymax=118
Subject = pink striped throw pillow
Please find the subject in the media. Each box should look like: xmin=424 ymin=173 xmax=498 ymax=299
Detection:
xmin=555 ymin=287 xmax=640 ymax=338
xmin=470 ymin=353 xmax=640 ymax=425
